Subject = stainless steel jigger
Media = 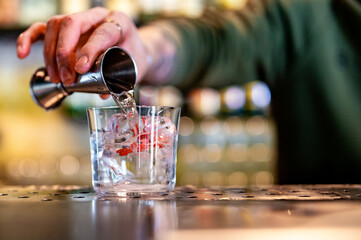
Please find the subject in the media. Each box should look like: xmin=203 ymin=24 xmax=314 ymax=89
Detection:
xmin=30 ymin=47 xmax=137 ymax=110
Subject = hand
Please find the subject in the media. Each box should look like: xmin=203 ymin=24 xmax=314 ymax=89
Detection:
xmin=17 ymin=7 xmax=149 ymax=87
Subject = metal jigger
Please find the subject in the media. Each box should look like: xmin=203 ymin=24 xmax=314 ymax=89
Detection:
xmin=30 ymin=47 xmax=137 ymax=110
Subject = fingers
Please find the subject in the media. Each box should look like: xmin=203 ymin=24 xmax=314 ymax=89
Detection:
xmin=56 ymin=7 xmax=109 ymax=85
xmin=17 ymin=7 xmax=136 ymax=91
xmin=43 ymin=16 xmax=63 ymax=83
xmin=74 ymin=21 xmax=122 ymax=74
xmin=17 ymin=22 xmax=46 ymax=59
xmin=54 ymin=15 xmax=79 ymax=85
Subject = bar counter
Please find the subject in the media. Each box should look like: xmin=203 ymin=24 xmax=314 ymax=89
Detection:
xmin=0 ymin=185 xmax=360 ymax=240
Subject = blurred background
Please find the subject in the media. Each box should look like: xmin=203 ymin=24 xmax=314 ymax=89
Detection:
xmin=0 ymin=0 xmax=275 ymax=187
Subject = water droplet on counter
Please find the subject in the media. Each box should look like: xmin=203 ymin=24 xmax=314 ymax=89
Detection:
xmin=73 ymin=196 xmax=85 ymax=199
xmin=41 ymin=198 xmax=53 ymax=201
xmin=299 ymin=195 xmax=310 ymax=198
xmin=18 ymin=196 xmax=30 ymax=198
xmin=187 ymin=196 xmax=197 ymax=198
xmin=288 ymin=190 xmax=300 ymax=193
xmin=242 ymin=195 xmax=254 ymax=198
xmin=265 ymin=191 xmax=281 ymax=195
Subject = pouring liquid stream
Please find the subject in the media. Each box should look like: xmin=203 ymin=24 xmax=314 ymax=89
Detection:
xmin=111 ymin=90 xmax=138 ymax=115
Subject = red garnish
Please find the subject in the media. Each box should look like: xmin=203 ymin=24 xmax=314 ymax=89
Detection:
xmin=116 ymin=148 xmax=133 ymax=156
xmin=131 ymin=124 xmax=140 ymax=135
xmin=138 ymin=144 xmax=149 ymax=151
xmin=139 ymin=133 xmax=149 ymax=140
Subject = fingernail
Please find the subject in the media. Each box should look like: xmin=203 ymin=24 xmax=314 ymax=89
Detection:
xmin=60 ymin=66 xmax=73 ymax=86
xmin=75 ymin=55 xmax=89 ymax=72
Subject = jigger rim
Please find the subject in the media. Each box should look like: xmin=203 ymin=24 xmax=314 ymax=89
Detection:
xmin=99 ymin=46 xmax=138 ymax=93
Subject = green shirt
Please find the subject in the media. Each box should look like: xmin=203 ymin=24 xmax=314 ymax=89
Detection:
xmin=160 ymin=0 xmax=361 ymax=183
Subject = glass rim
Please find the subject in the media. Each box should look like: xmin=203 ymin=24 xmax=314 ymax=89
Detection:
xmin=87 ymin=105 xmax=181 ymax=111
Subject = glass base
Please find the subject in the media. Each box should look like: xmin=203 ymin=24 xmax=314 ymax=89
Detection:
xmin=93 ymin=183 xmax=174 ymax=196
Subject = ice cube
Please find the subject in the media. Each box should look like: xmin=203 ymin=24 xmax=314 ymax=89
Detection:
xmin=142 ymin=116 xmax=170 ymax=132
xmin=100 ymin=153 xmax=134 ymax=184
xmin=100 ymin=155 xmax=122 ymax=181
xmin=126 ymin=112 xmax=143 ymax=136
xmin=114 ymin=131 xmax=137 ymax=147
xmin=102 ymin=148 xmax=114 ymax=157
xmin=107 ymin=113 xmax=128 ymax=133
xmin=96 ymin=128 xmax=138 ymax=149
xmin=130 ymin=151 xmax=152 ymax=178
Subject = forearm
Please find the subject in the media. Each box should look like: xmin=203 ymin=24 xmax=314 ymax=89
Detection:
xmin=139 ymin=24 xmax=179 ymax=85
xmin=138 ymin=0 xmax=302 ymax=89
xmin=139 ymin=10 xmax=268 ymax=89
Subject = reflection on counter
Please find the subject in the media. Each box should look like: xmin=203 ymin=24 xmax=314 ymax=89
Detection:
xmin=92 ymin=198 xmax=178 ymax=240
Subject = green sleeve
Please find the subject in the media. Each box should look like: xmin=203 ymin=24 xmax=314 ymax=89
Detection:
xmin=158 ymin=0 xmax=329 ymax=89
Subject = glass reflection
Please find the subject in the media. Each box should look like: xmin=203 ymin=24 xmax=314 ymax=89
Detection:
xmin=91 ymin=197 xmax=178 ymax=239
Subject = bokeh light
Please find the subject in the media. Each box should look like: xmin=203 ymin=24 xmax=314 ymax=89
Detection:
xmin=251 ymin=82 xmax=271 ymax=109
xmin=253 ymin=171 xmax=274 ymax=187
xmin=249 ymin=143 xmax=271 ymax=162
xmin=203 ymin=172 xmax=223 ymax=186
xmin=200 ymin=117 xmax=221 ymax=135
xmin=179 ymin=116 xmax=195 ymax=136
xmin=224 ymin=86 xmax=246 ymax=110
xmin=201 ymin=144 xmax=222 ymax=163
xmin=226 ymin=143 xmax=248 ymax=162
xmin=246 ymin=116 xmax=267 ymax=135
xmin=158 ymin=86 xmax=183 ymax=107
xmin=59 ymin=155 xmax=80 ymax=176
xmin=189 ymin=88 xmax=220 ymax=117
xmin=228 ymin=172 xmax=248 ymax=186
xmin=19 ymin=158 xmax=39 ymax=178
xmin=223 ymin=116 xmax=244 ymax=135
xmin=180 ymin=172 xmax=200 ymax=186
xmin=179 ymin=144 xmax=199 ymax=163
